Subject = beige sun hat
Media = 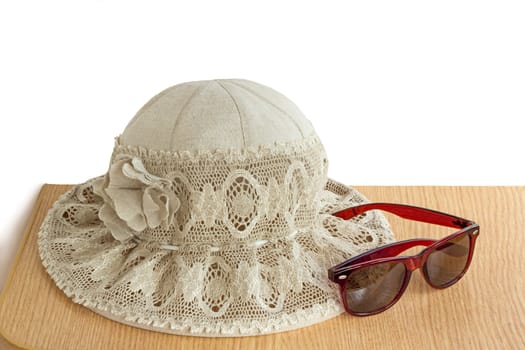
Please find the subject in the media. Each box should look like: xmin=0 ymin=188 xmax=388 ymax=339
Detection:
xmin=38 ymin=79 xmax=394 ymax=337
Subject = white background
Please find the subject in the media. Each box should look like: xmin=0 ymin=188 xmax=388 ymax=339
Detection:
xmin=0 ymin=1 xmax=524 ymax=289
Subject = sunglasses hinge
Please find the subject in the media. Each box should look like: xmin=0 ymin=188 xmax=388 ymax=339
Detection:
xmin=328 ymin=268 xmax=336 ymax=282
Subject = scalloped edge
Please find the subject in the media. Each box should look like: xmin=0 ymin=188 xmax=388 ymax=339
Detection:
xmin=113 ymin=134 xmax=324 ymax=162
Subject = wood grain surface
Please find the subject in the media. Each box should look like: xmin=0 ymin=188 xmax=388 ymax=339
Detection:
xmin=0 ymin=185 xmax=524 ymax=350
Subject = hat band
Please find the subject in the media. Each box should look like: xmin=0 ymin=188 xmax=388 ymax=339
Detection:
xmin=72 ymin=135 xmax=329 ymax=246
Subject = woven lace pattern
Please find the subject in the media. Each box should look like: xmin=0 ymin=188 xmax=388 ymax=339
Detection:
xmin=38 ymin=136 xmax=394 ymax=336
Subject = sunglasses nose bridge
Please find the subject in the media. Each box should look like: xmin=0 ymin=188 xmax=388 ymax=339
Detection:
xmin=405 ymin=255 xmax=424 ymax=271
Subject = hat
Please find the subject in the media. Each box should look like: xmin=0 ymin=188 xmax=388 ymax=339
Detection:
xmin=38 ymin=79 xmax=394 ymax=337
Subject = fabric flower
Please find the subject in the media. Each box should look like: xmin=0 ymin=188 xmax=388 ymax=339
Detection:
xmin=93 ymin=155 xmax=180 ymax=242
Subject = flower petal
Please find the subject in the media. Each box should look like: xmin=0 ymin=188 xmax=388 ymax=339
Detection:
xmin=109 ymin=157 xmax=144 ymax=188
xmin=122 ymin=158 xmax=165 ymax=186
xmin=105 ymin=187 xmax=147 ymax=232
xmin=166 ymin=191 xmax=180 ymax=226
xmin=92 ymin=176 xmax=111 ymax=203
xmin=143 ymin=186 xmax=168 ymax=228
xmin=98 ymin=203 xmax=135 ymax=241
xmin=94 ymin=155 xmax=178 ymax=239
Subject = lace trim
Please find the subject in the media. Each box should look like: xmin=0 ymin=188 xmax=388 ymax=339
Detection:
xmin=92 ymin=137 xmax=330 ymax=246
xmin=85 ymin=296 xmax=343 ymax=336
xmin=38 ymin=178 xmax=394 ymax=336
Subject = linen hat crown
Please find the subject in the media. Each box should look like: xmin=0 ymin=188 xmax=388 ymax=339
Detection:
xmin=38 ymin=79 xmax=394 ymax=337
xmin=121 ymin=79 xmax=315 ymax=150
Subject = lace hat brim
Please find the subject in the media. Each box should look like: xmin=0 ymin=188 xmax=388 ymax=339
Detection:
xmin=37 ymin=177 xmax=393 ymax=337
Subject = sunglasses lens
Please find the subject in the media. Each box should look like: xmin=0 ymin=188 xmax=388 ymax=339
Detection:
xmin=345 ymin=262 xmax=407 ymax=314
xmin=424 ymin=232 xmax=471 ymax=287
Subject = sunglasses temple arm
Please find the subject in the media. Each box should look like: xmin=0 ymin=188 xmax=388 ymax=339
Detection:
xmin=332 ymin=203 xmax=473 ymax=229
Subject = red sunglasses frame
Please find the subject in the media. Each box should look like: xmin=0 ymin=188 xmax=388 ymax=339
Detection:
xmin=327 ymin=203 xmax=480 ymax=316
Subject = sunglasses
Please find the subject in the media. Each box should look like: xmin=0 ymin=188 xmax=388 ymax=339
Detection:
xmin=328 ymin=203 xmax=479 ymax=316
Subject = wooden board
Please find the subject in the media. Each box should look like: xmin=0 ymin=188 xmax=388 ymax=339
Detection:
xmin=1 ymin=185 xmax=524 ymax=350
